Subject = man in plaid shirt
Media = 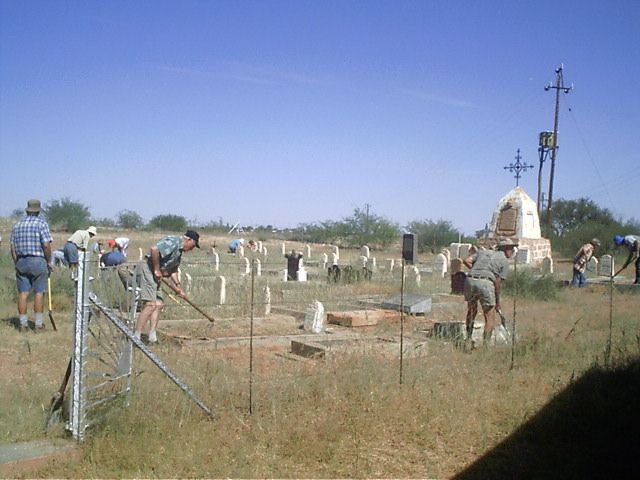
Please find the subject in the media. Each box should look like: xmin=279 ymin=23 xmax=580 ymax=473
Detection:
xmin=571 ymin=238 xmax=600 ymax=287
xmin=9 ymin=199 xmax=53 ymax=332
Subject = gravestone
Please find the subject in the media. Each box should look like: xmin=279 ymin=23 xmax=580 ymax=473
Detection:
xmin=542 ymin=256 xmax=553 ymax=274
xmin=451 ymin=271 xmax=466 ymax=294
xmin=587 ymin=256 xmax=598 ymax=275
xmin=332 ymin=245 xmax=339 ymax=259
xmin=599 ymin=255 xmax=614 ymax=276
xmin=297 ymin=266 xmax=308 ymax=282
xmin=213 ymin=276 xmax=226 ymax=305
xmin=282 ymin=269 xmax=288 ymax=281
xmin=361 ymin=245 xmax=370 ymax=258
xmin=235 ymin=245 xmax=244 ymax=258
xmin=262 ymin=286 xmax=271 ymax=316
xmin=211 ymin=250 xmax=219 ymax=271
xmin=257 ymin=241 xmax=263 ymax=253
xmin=371 ymin=257 xmax=377 ymax=269
xmin=253 ymin=258 xmax=262 ymax=276
xmin=138 ymin=247 xmax=144 ymax=261
xmin=331 ymin=252 xmax=339 ymax=266
xmin=516 ymin=246 xmax=531 ymax=264
xmin=388 ymin=258 xmax=395 ymax=272
xmin=281 ymin=242 xmax=286 ymax=256
xmin=321 ymin=253 xmax=328 ymax=270
xmin=285 ymin=251 xmax=303 ymax=280
xmin=360 ymin=255 xmax=368 ymax=268
xmin=305 ymin=244 xmax=311 ymax=258
xmin=262 ymin=247 xmax=268 ymax=258
xmin=441 ymin=248 xmax=451 ymax=266
xmin=241 ymin=257 xmax=250 ymax=275
xmin=382 ymin=294 xmax=432 ymax=314
xmin=434 ymin=253 xmax=447 ymax=278
xmin=407 ymin=266 xmax=421 ymax=285
xmin=458 ymin=243 xmax=472 ymax=260
xmin=304 ymin=300 xmax=325 ymax=333
xmin=184 ymin=273 xmax=192 ymax=293
xmin=449 ymin=243 xmax=461 ymax=259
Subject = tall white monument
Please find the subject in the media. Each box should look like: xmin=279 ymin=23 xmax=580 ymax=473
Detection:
xmin=482 ymin=186 xmax=551 ymax=264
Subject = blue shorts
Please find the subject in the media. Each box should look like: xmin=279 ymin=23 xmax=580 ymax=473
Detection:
xmin=16 ymin=257 xmax=49 ymax=294
xmin=63 ymin=241 xmax=79 ymax=264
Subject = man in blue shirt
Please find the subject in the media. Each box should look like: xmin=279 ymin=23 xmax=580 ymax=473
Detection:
xmin=9 ymin=199 xmax=53 ymax=332
xmin=614 ymin=234 xmax=640 ymax=284
xmin=133 ymin=230 xmax=200 ymax=343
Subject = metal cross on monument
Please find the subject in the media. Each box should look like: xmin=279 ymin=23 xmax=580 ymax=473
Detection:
xmin=504 ymin=148 xmax=533 ymax=187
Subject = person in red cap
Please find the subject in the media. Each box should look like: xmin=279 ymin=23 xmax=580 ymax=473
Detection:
xmin=133 ymin=230 xmax=200 ymax=343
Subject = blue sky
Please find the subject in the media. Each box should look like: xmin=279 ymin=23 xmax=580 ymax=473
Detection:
xmin=1 ymin=0 xmax=638 ymax=234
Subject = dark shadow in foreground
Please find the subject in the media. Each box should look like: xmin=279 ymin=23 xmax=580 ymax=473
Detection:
xmin=454 ymin=358 xmax=640 ymax=480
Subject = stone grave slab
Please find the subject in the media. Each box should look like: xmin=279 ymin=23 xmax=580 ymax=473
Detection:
xmin=327 ymin=309 xmax=384 ymax=327
xmin=381 ymin=294 xmax=432 ymax=314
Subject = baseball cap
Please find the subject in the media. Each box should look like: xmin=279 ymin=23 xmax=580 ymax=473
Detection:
xmin=590 ymin=238 xmax=601 ymax=247
xmin=25 ymin=199 xmax=42 ymax=213
xmin=185 ymin=230 xmax=200 ymax=248
xmin=108 ymin=239 xmax=117 ymax=248
xmin=614 ymin=235 xmax=624 ymax=246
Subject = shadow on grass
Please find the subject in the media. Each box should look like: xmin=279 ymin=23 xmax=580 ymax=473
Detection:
xmin=454 ymin=359 xmax=640 ymax=480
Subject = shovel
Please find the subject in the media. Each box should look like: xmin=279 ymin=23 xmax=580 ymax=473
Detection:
xmin=47 ymin=277 xmax=57 ymax=331
xmin=45 ymin=357 xmax=72 ymax=432
xmin=494 ymin=307 xmax=512 ymax=344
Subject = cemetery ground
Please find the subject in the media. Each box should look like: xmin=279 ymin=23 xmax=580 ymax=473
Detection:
xmin=0 ymin=230 xmax=639 ymax=478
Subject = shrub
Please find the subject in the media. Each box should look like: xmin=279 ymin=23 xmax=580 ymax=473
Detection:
xmin=503 ymin=269 xmax=559 ymax=301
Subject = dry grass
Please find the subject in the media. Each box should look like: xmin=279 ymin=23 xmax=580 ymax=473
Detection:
xmin=0 ymin=232 xmax=639 ymax=478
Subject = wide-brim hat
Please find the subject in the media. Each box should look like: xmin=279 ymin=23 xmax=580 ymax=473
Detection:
xmin=496 ymin=238 xmax=518 ymax=249
xmin=87 ymin=226 xmax=97 ymax=236
xmin=590 ymin=238 xmax=601 ymax=247
xmin=25 ymin=199 xmax=41 ymax=213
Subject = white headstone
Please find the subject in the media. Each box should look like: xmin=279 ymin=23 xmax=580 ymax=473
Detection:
xmin=236 ymin=245 xmax=244 ymax=258
xmin=388 ymin=258 xmax=395 ymax=272
xmin=371 ymin=257 xmax=377 ymax=269
xmin=257 ymin=241 xmax=263 ymax=253
xmin=262 ymin=247 xmax=268 ymax=258
xmin=303 ymin=300 xmax=325 ymax=333
xmin=305 ymin=244 xmax=311 ymax=258
xmin=138 ymin=247 xmax=144 ymax=261
xmin=332 ymin=245 xmax=339 ymax=259
xmin=262 ymin=286 xmax=271 ymax=316
xmin=441 ymin=248 xmax=451 ymax=266
xmin=213 ymin=276 xmax=226 ymax=305
xmin=542 ymin=256 xmax=553 ymax=274
xmin=489 ymin=186 xmax=542 ymax=239
xmin=297 ymin=266 xmax=308 ymax=282
xmin=360 ymin=245 xmax=370 ymax=258
xmin=281 ymin=242 xmax=286 ymax=256
xmin=599 ymin=255 xmax=614 ymax=276
xmin=360 ymin=255 xmax=368 ymax=268
xmin=434 ymin=253 xmax=447 ymax=278
xmin=282 ymin=269 xmax=288 ymax=281
xmin=211 ymin=251 xmax=219 ymax=271
xmin=449 ymin=243 xmax=461 ymax=259
xmin=321 ymin=253 xmax=328 ymax=270
xmin=408 ymin=265 xmax=421 ymax=285
xmin=184 ymin=273 xmax=192 ymax=293
xmin=516 ymin=247 xmax=531 ymax=264
xmin=253 ymin=258 xmax=262 ymax=276
xmin=241 ymin=257 xmax=250 ymax=275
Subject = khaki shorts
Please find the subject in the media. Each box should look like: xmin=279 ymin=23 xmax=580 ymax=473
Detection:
xmin=464 ymin=277 xmax=496 ymax=307
xmin=134 ymin=260 xmax=162 ymax=302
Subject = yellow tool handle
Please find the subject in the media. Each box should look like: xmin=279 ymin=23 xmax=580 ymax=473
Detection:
xmin=48 ymin=277 xmax=53 ymax=310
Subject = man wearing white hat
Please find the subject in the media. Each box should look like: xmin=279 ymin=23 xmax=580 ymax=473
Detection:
xmin=64 ymin=225 xmax=98 ymax=280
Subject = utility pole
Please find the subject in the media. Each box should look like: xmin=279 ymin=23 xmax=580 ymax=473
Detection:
xmin=544 ymin=64 xmax=572 ymax=227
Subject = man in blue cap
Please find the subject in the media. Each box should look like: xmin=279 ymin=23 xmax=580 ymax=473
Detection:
xmin=613 ymin=234 xmax=640 ymax=284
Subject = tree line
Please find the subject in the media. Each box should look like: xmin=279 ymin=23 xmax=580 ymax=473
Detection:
xmin=9 ymin=196 xmax=638 ymax=256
